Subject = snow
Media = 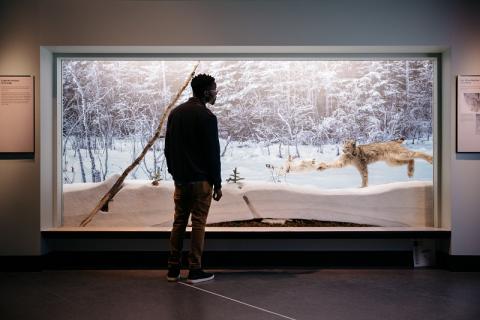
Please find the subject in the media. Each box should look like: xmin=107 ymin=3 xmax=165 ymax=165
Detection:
xmin=64 ymin=139 xmax=433 ymax=189
xmin=220 ymin=139 xmax=433 ymax=189
xmin=62 ymin=140 xmax=434 ymax=228
xmin=63 ymin=178 xmax=433 ymax=228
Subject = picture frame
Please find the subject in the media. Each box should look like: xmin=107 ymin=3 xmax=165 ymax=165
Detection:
xmin=0 ymin=75 xmax=35 ymax=159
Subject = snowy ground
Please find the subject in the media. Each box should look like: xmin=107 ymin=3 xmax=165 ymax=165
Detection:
xmin=63 ymin=175 xmax=433 ymax=228
xmin=63 ymin=138 xmax=433 ymax=189
xmin=62 ymin=139 xmax=434 ymax=228
xmin=220 ymin=139 xmax=433 ymax=189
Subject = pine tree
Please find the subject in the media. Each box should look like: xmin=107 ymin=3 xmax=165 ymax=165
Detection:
xmin=226 ymin=167 xmax=244 ymax=184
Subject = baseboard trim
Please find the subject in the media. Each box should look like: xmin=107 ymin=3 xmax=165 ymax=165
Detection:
xmin=443 ymin=254 xmax=480 ymax=272
xmin=0 ymin=256 xmax=43 ymax=271
xmin=4 ymin=252 xmax=478 ymax=271
xmin=3 ymin=251 xmax=412 ymax=270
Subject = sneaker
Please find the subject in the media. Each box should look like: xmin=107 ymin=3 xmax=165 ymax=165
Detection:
xmin=166 ymin=266 xmax=181 ymax=282
xmin=187 ymin=269 xmax=214 ymax=284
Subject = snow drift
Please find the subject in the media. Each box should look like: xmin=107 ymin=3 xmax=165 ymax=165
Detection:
xmin=62 ymin=178 xmax=433 ymax=228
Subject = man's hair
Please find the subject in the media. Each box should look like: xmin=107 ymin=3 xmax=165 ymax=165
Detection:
xmin=191 ymin=74 xmax=216 ymax=97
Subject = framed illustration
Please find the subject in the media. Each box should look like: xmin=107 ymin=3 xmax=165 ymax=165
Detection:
xmin=0 ymin=75 xmax=35 ymax=159
xmin=457 ymin=75 xmax=480 ymax=153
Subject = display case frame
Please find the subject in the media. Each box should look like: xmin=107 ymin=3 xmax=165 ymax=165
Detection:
xmin=39 ymin=46 xmax=445 ymax=233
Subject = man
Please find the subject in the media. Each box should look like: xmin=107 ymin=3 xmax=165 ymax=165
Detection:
xmin=164 ymin=73 xmax=222 ymax=284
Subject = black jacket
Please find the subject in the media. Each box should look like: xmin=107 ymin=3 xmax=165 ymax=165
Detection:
xmin=164 ymin=97 xmax=222 ymax=189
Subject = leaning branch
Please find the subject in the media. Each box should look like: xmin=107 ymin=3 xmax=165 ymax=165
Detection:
xmin=80 ymin=62 xmax=200 ymax=227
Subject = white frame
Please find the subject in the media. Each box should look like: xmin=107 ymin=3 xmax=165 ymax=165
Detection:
xmin=39 ymin=46 xmax=443 ymax=231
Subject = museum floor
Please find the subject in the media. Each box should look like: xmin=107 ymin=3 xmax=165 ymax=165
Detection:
xmin=1 ymin=268 xmax=479 ymax=320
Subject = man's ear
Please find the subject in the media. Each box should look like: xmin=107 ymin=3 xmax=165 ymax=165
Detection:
xmin=204 ymin=90 xmax=212 ymax=102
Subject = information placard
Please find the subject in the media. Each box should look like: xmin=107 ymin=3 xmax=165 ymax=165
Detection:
xmin=0 ymin=75 xmax=34 ymax=158
xmin=457 ymin=75 xmax=480 ymax=152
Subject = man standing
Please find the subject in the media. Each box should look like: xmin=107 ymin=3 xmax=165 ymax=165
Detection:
xmin=164 ymin=74 xmax=222 ymax=284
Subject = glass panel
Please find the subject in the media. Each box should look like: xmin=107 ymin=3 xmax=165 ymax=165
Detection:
xmin=61 ymin=59 xmax=434 ymax=228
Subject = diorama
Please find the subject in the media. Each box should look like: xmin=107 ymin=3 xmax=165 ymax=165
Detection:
xmin=61 ymin=59 xmax=435 ymax=228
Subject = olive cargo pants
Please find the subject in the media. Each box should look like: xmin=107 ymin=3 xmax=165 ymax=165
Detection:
xmin=168 ymin=181 xmax=213 ymax=270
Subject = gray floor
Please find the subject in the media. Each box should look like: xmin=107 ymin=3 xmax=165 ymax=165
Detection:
xmin=1 ymin=269 xmax=479 ymax=320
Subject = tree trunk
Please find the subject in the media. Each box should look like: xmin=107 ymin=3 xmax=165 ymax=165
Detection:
xmin=73 ymin=71 xmax=98 ymax=183
xmin=80 ymin=62 xmax=200 ymax=227
xmin=295 ymin=138 xmax=300 ymax=158
xmin=221 ymin=135 xmax=231 ymax=157
xmin=77 ymin=139 xmax=87 ymax=183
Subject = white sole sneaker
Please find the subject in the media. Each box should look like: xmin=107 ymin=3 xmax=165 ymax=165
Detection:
xmin=167 ymin=275 xmax=180 ymax=282
xmin=187 ymin=274 xmax=214 ymax=284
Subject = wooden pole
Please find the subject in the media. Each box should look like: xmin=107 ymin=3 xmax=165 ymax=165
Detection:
xmin=80 ymin=62 xmax=200 ymax=227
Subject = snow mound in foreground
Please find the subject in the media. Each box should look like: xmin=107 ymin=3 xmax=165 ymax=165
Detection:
xmin=62 ymin=179 xmax=433 ymax=227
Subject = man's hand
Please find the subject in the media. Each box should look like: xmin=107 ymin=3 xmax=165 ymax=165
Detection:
xmin=213 ymin=187 xmax=222 ymax=201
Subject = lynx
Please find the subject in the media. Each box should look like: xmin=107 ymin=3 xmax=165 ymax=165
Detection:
xmin=315 ymin=139 xmax=433 ymax=188
xmin=283 ymin=157 xmax=319 ymax=174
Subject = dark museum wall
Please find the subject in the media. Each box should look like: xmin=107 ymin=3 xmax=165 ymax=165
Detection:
xmin=0 ymin=0 xmax=479 ymax=256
